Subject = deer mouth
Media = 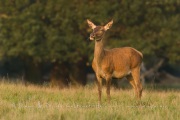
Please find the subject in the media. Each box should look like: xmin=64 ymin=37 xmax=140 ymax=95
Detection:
xmin=95 ymin=37 xmax=103 ymax=41
xmin=89 ymin=34 xmax=104 ymax=41
xmin=89 ymin=36 xmax=95 ymax=41
xmin=89 ymin=36 xmax=102 ymax=41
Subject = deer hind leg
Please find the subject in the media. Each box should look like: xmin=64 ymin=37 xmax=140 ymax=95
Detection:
xmin=96 ymin=75 xmax=102 ymax=105
xmin=126 ymin=74 xmax=137 ymax=97
xmin=131 ymin=67 xmax=143 ymax=99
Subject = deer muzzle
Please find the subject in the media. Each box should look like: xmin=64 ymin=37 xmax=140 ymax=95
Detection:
xmin=89 ymin=33 xmax=95 ymax=40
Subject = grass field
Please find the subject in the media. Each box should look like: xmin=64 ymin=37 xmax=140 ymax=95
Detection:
xmin=0 ymin=82 xmax=179 ymax=120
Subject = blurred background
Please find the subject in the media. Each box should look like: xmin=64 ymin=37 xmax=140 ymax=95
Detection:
xmin=0 ymin=0 xmax=179 ymax=88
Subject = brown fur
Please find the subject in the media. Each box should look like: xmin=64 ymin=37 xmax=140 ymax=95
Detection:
xmin=87 ymin=19 xmax=143 ymax=104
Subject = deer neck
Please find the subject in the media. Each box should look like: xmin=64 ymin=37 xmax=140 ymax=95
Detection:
xmin=94 ymin=39 xmax=105 ymax=65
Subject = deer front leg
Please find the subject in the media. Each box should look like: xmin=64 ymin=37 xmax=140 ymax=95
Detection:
xmin=105 ymin=74 xmax=112 ymax=103
xmin=106 ymin=79 xmax=112 ymax=103
xmin=96 ymin=75 xmax=102 ymax=105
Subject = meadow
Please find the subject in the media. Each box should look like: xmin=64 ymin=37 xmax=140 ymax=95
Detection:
xmin=0 ymin=81 xmax=179 ymax=120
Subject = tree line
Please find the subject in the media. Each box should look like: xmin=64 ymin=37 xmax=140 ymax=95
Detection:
xmin=0 ymin=0 xmax=179 ymax=87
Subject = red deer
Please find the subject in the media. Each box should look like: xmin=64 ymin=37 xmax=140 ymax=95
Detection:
xmin=87 ymin=19 xmax=143 ymax=104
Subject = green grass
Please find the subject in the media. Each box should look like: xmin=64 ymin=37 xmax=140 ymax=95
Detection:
xmin=0 ymin=82 xmax=179 ymax=120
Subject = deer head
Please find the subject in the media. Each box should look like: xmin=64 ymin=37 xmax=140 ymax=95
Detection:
xmin=87 ymin=19 xmax=113 ymax=41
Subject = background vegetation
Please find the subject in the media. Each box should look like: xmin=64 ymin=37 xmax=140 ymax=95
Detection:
xmin=0 ymin=0 xmax=179 ymax=86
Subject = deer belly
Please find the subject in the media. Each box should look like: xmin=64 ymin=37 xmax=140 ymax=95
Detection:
xmin=112 ymin=70 xmax=131 ymax=78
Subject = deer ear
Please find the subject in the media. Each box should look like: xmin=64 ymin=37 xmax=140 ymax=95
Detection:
xmin=104 ymin=20 xmax=113 ymax=30
xmin=87 ymin=19 xmax=96 ymax=29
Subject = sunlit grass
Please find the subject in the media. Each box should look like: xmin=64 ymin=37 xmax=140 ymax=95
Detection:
xmin=0 ymin=81 xmax=179 ymax=120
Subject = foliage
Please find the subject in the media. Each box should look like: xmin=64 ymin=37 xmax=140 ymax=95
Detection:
xmin=0 ymin=0 xmax=179 ymax=82
xmin=0 ymin=0 xmax=89 ymax=64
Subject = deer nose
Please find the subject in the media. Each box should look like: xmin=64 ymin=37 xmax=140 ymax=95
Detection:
xmin=90 ymin=33 xmax=95 ymax=38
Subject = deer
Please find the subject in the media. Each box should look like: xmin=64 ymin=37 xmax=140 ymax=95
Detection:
xmin=87 ymin=19 xmax=143 ymax=104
